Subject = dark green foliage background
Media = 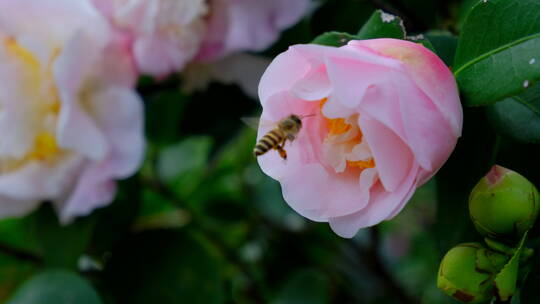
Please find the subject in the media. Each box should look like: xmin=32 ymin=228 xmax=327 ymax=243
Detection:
xmin=1 ymin=0 xmax=540 ymax=303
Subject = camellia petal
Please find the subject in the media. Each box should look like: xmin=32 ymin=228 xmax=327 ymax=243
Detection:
xmin=359 ymin=114 xmax=413 ymax=192
xmin=328 ymin=163 xmax=419 ymax=238
xmin=259 ymin=48 xmax=316 ymax=105
xmin=349 ymin=39 xmax=462 ymax=137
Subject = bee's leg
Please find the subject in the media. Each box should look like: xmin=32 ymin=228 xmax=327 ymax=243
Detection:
xmin=275 ymin=140 xmax=288 ymax=160
xmin=286 ymin=134 xmax=296 ymax=144
xmin=276 ymin=145 xmax=287 ymax=160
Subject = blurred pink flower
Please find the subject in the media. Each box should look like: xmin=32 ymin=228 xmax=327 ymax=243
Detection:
xmin=257 ymin=39 xmax=462 ymax=237
xmin=0 ymin=0 xmax=144 ymax=223
xmin=197 ymin=0 xmax=310 ymax=62
xmin=92 ymin=0 xmax=208 ymax=76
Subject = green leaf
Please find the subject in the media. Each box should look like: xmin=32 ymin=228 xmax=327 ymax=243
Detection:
xmin=156 ymin=136 xmax=213 ymax=199
xmin=215 ymin=127 xmax=257 ymax=171
xmin=357 ymin=10 xmax=406 ymax=39
xmin=487 ymin=82 xmax=540 ymax=143
xmin=454 ymin=0 xmax=540 ymax=106
xmin=104 ymin=230 xmax=224 ymax=304
xmin=311 ymin=32 xmax=361 ymax=47
xmin=0 ymin=217 xmax=40 ymax=256
xmin=272 ymin=269 xmax=329 ymax=304
xmin=157 ymin=136 xmax=212 ymax=182
xmin=426 ymin=31 xmax=458 ymax=67
xmin=311 ymin=10 xmax=405 ymax=47
xmin=0 ymin=253 xmax=37 ymax=302
xmin=7 ymin=270 xmax=102 ymax=304
xmin=33 ymin=205 xmax=95 ymax=269
xmin=145 ymin=89 xmax=187 ymax=145
xmin=493 ymin=232 xmax=528 ymax=301
xmin=406 ymin=34 xmax=436 ymax=53
xmin=520 ymin=240 xmax=540 ymax=303
xmin=456 ymin=0 xmax=479 ymax=31
xmin=133 ymin=189 xmax=189 ymax=231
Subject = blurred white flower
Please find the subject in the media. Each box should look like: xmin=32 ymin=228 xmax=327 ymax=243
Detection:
xmin=0 ymin=0 xmax=144 ymax=223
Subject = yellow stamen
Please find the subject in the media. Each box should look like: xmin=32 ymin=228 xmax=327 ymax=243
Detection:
xmin=48 ymin=101 xmax=61 ymax=115
xmin=0 ymin=38 xmax=63 ymax=169
xmin=327 ymin=118 xmax=351 ymax=135
xmin=320 ymin=98 xmax=353 ymax=135
xmin=347 ymin=159 xmax=375 ymax=169
xmin=28 ymin=133 xmax=59 ymax=161
xmin=320 ymin=98 xmax=376 ymax=171
xmin=4 ymin=37 xmax=40 ymax=70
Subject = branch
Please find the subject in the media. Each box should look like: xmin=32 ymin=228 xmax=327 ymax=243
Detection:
xmin=0 ymin=242 xmax=42 ymax=264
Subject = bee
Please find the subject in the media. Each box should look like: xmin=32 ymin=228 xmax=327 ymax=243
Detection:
xmin=253 ymin=114 xmax=304 ymax=160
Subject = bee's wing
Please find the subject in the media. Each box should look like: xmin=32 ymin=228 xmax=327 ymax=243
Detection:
xmin=241 ymin=116 xmax=275 ymax=130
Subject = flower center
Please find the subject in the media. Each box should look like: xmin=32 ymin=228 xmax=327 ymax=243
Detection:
xmin=4 ymin=37 xmax=40 ymax=70
xmin=1 ymin=37 xmax=64 ymax=170
xmin=320 ymin=99 xmax=375 ymax=173
xmin=28 ymin=133 xmax=60 ymax=161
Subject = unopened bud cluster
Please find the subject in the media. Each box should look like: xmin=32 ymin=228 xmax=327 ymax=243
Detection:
xmin=438 ymin=165 xmax=539 ymax=303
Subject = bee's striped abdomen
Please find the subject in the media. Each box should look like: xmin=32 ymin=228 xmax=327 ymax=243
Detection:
xmin=254 ymin=129 xmax=284 ymax=157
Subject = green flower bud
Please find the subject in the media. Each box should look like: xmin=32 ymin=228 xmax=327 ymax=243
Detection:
xmin=437 ymin=243 xmax=508 ymax=303
xmin=469 ymin=165 xmax=540 ymax=240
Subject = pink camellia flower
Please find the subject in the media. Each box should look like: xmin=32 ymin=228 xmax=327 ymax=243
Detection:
xmin=257 ymin=38 xmax=462 ymax=237
xmin=92 ymin=0 xmax=208 ymax=77
xmin=0 ymin=0 xmax=144 ymax=223
xmin=197 ymin=0 xmax=310 ymax=62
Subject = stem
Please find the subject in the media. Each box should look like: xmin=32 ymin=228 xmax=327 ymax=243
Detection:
xmin=489 ymin=135 xmax=502 ymax=166
xmin=0 ymin=242 xmax=42 ymax=264
xmin=351 ymin=227 xmax=417 ymax=304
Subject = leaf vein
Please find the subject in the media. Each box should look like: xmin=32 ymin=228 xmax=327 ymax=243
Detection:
xmin=512 ymin=95 xmax=540 ymax=118
xmin=454 ymin=32 xmax=540 ymax=76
